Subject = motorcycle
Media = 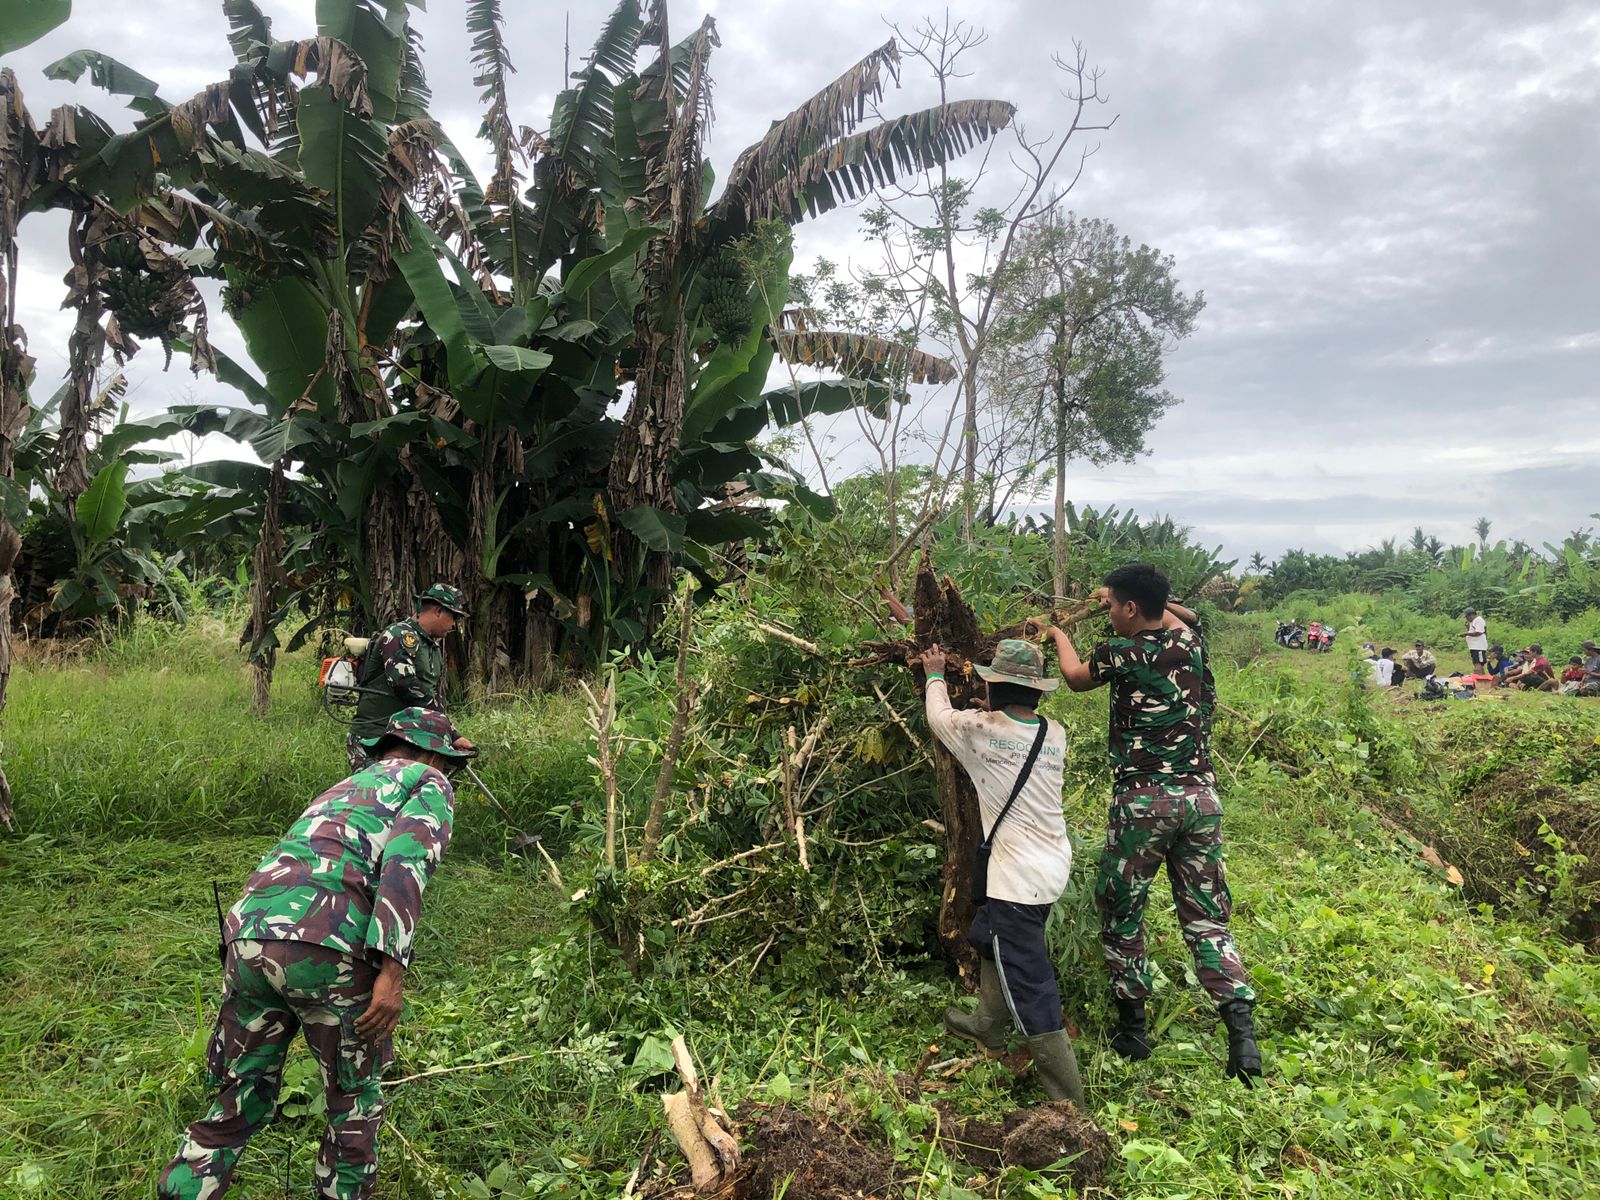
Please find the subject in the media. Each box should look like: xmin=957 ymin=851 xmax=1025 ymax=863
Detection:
xmin=1275 ymin=619 xmax=1305 ymax=648
xmin=1320 ymin=625 xmax=1337 ymax=653
xmin=1305 ymin=621 xmax=1324 ymax=650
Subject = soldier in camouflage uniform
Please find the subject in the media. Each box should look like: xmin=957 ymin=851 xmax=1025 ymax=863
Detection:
xmin=347 ymin=583 xmax=472 ymax=771
xmin=1036 ymin=562 xmax=1261 ymax=1083
xmin=157 ymin=708 xmax=468 ymax=1200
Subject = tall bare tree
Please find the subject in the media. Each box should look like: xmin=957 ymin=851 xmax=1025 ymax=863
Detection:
xmin=866 ymin=15 xmax=1116 ymax=540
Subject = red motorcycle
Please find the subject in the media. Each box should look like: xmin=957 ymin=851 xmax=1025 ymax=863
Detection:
xmin=1305 ymin=621 xmax=1325 ymax=651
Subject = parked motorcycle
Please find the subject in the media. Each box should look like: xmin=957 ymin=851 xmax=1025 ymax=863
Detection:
xmin=1276 ymin=619 xmax=1305 ymax=648
xmin=1305 ymin=621 xmax=1324 ymax=650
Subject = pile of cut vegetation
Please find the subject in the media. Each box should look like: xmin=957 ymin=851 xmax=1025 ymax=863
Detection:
xmin=1393 ymin=705 xmax=1600 ymax=945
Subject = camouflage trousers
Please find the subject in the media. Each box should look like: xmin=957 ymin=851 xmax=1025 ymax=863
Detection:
xmin=1094 ymin=782 xmax=1254 ymax=1006
xmin=345 ymin=732 xmax=371 ymax=774
xmin=158 ymin=939 xmax=392 ymax=1200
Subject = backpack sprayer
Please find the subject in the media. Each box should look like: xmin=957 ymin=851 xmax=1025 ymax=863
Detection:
xmin=318 ymin=637 xmax=371 ymax=724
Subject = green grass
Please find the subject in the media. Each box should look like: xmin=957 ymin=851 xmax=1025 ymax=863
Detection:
xmin=2 ymin=617 xmax=1598 ymax=1198
xmin=7 ymin=621 xmax=592 ymax=854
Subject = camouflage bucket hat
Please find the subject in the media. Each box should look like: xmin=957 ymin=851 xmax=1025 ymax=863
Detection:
xmin=361 ymin=706 xmax=471 ymax=758
xmin=416 ymin=582 xmax=469 ymax=616
xmin=974 ymin=638 xmax=1060 ymax=692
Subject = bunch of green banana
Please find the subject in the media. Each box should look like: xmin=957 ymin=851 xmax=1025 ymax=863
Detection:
xmin=101 ymin=267 xmax=172 ymax=339
xmin=699 ymin=249 xmax=752 ymax=345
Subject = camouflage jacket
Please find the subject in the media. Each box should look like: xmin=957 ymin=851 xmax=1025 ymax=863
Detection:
xmin=1088 ymin=619 xmax=1215 ymax=796
xmin=351 ymin=617 xmax=444 ymax=739
xmin=225 ymin=759 xmax=454 ymax=968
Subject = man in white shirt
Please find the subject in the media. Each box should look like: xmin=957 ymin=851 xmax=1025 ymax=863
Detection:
xmin=1461 ymin=609 xmax=1489 ymax=669
xmin=921 ymin=638 xmax=1084 ymax=1106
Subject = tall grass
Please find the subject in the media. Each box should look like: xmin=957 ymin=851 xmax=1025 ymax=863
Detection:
xmin=7 ymin=618 xmax=591 ymax=854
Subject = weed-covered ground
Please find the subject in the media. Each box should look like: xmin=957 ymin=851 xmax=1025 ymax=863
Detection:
xmin=2 ymin=621 xmax=1598 ymax=1198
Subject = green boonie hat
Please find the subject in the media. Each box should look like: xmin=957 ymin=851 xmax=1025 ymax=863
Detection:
xmin=361 ymin=706 xmax=471 ymax=758
xmin=974 ymin=638 xmax=1060 ymax=692
xmin=416 ymin=582 xmax=468 ymax=616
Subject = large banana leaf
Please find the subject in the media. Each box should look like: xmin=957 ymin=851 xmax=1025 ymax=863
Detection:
xmin=712 ymin=40 xmax=899 ymax=226
xmin=232 ymin=276 xmax=334 ymax=413
xmin=223 ymin=0 xmax=273 ymax=65
xmin=1 ymin=0 xmax=71 ymax=55
xmin=295 ymin=84 xmax=388 ymax=259
xmin=42 ymin=50 xmax=166 ymax=117
xmin=76 ymin=461 xmax=129 ymax=548
xmin=718 ymin=99 xmax=1017 ymax=235
xmin=545 ymin=1 xmax=643 ymax=184
xmin=617 ymin=504 xmax=686 ymax=553
xmin=314 ymin=0 xmax=410 ymax=122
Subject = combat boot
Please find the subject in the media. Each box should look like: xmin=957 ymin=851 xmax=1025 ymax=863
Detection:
xmin=943 ymin=959 xmax=1009 ymax=1053
xmin=1026 ymin=1030 xmax=1086 ymax=1106
xmin=1108 ymin=997 xmax=1151 ymax=1061
xmin=1219 ymin=999 xmax=1262 ymax=1083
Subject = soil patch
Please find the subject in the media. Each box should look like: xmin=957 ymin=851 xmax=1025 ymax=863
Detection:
xmin=734 ymin=1104 xmax=898 ymax=1200
xmin=938 ymin=1100 xmax=1112 ymax=1191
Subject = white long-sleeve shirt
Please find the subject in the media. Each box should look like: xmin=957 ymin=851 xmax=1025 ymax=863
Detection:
xmin=924 ymin=678 xmax=1072 ymax=905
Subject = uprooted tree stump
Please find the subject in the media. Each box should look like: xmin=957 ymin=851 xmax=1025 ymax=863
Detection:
xmin=661 ymin=1035 xmax=740 ymax=1194
xmin=861 ymin=556 xmax=1098 ymax=987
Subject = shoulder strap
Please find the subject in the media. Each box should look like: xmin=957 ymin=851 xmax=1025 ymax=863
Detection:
xmin=357 ymin=632 xmax=385 ymax=686
xmin=981 ymin=717 xmax=1049 ymax=848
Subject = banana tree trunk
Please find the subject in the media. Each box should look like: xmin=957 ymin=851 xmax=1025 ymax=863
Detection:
xmin=607 ymin=318 xmax=687 ymax=626
xmin=58 ymin=208 xmax=108 ymax=514
xmin=243 ymin=465 xmax=284 ymax=718
xmin=0 ymin=70 xmax=42 ymax=824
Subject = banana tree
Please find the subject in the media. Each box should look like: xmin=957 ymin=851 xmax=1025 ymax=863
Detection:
xmin=524 ymin=0 xmax=1015 ymax=631
xmin=22 ymin=0 xmax=1021 ymax=694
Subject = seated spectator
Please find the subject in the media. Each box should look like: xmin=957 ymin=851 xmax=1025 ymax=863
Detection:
xmin=1505 ymin=646 xmax=1555 ymax=691
xmin=1486 ymin=644 xmax=1517 ymax=683
xmin=1499 ymin=648 xmax=1530 ymax=688
xmin=1375 ymin=647 xmax=1397 ymax=687
xmin=1580 ymin=640 xmax=1600 ymax=697
xmin=1528 ymin=645 xmax=1557 ymax=691
xmin=1560 ymin=656 xmax=1586 ymax=694
xmin=1398 ymin=640 xmax=1436 ymax=684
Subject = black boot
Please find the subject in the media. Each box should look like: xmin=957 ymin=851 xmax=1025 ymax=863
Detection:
xmin=1109 ymin=997 xmax=1151 ymax=1061
xmin=1219 ymin=999 xmax=1262 ymax=1084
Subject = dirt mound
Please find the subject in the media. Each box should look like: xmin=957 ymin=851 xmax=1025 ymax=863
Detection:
xmin=734 ymin=1104 xmax=898 ymax=1200
xmin=939 ymin=1101 xmax=1112 ymax=1191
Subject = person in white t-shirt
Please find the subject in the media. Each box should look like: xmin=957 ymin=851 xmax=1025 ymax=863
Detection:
xmin=922 ymin=637 xmax=1084 ymax=1106
xmin=1461 ymin=608 xmax=1489 ymax=669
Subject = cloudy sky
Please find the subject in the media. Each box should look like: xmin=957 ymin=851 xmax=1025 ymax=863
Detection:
xmin=6 ymin=0 xmax=1598 ymax=561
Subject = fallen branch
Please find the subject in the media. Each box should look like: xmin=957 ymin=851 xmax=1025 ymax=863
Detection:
xmin=696 ymin=841 xmax=785 ymax=878
xmin=782 ymin=727 xmax=806 ymax=870
xmin=873 ymin=682 xmax=927 ymax=756
xmin=755 ymin=621 xmax=822 ymax=657
xmin=383 ymin=1052 xmax=545 ymax=1088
